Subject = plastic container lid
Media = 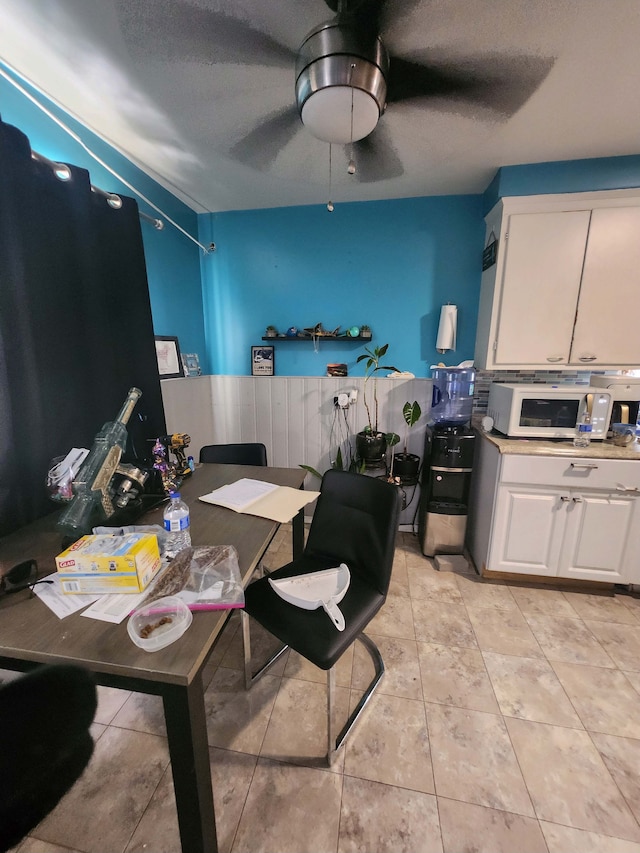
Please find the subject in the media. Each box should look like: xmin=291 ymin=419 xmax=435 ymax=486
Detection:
xmin=127 ymin=595 xmax=192 ymax=652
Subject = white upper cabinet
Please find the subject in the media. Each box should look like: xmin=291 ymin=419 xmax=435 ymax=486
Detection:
xmin=474 ymin=191 xmax=640 ymax=370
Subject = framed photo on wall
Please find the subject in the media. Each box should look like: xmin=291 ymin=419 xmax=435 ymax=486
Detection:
xmin=155 ymin=335 xmax=183 ymax=379
xmin=181 ymin=352 xmax=202 ymax=377
xmin=251 ymin=345 xmax=274 ymax=376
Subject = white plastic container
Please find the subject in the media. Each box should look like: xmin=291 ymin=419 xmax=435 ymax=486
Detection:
xmin=163 ymin=492 xmax=191 ymax=558
xmin=127 ymin=595 xmax=192 ymax=652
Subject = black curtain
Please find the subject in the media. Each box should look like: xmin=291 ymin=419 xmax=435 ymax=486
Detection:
xmin=0 ymin=116 xmax=167 ymax=536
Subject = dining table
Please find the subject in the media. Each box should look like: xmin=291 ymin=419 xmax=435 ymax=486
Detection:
xmin=0 ymin=462 xmax=307 ymax=853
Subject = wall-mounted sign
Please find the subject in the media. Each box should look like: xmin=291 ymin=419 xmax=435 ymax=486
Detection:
xmin=482 ymin=238 xmax=498 ymax=271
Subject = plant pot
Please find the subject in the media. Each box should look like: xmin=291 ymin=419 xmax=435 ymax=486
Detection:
xmin=393 ymin=452 xmax=420 ymax=485
xmin=356 ymin=431 xmax=387 ymax=468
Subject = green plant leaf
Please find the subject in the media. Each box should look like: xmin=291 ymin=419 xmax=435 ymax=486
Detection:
xmin=299 ymin=464 xmax=322 ymax=480
xmin=403 ymin=400 xmax=422 ymax=428
xmin=386 ymin=432 xmax=400 ymax=447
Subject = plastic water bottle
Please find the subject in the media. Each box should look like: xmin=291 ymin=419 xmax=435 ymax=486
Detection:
xmin=573 ymin=410 xmax=592 ymax=448
xmin=635 ymin=408 xmax=640 ymax=444
xmin=163 ymin=492 xmax=191 ymax=557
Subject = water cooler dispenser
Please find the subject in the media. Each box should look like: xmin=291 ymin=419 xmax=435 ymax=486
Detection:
xmin=419 ymin=367 xmax=476 ymax=558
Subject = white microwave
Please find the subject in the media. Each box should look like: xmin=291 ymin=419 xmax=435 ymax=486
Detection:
xmin=487 ymin=383 xmax=613 ymax=440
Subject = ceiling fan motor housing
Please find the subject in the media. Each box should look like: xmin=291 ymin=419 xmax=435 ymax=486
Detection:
xmin=295 ymin=20 xmax=389 ymax=143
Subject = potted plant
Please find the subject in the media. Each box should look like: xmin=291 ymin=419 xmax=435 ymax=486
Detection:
xmin=393 ymin=400 xmax=422 ymax=484
xmin=360 ymin=325 xmax=372 ymax=339
xmin=265 ymin=325 xmax=277 ymax=338
xmin=355 ymin=343 xmax=399 ymax=468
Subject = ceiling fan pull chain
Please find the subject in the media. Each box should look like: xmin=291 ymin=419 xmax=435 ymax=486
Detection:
xmin=327 ymin=143 xmax=334 ymax=212
xmin=348 ymin=64 xmax=356 ymax=176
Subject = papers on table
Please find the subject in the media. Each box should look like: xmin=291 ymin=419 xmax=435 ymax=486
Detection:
xmin=32 ymin=572 xmax=146 ymax=623
xmin=199 ymin=478 xmax=319 ymax=523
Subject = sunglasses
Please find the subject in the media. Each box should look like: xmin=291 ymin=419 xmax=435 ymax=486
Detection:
xmin=0 ymin=559 xmax=53 ymax=596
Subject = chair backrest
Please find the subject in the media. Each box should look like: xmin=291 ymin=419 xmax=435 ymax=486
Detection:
xmin=199 ymin=442 xmax=268 ymax=466
xmin=305 ymin=469 xmax=402 ymax=595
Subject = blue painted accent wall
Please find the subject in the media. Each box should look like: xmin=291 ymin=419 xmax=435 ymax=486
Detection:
xmin=483 ymin=155 xmax=640 ymax=214
xmin=0 ymin=67 xmax=208 ymax=369
xmin=198 ymin=195 xmax=485 ymax=377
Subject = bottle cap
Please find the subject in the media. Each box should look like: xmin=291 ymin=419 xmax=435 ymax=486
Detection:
xmin=169 ymin=491 xmax=180 ymax=498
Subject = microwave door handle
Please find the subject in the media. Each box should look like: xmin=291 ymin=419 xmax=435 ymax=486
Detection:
xmin=586 ymin=393 xmax=593 ymax=417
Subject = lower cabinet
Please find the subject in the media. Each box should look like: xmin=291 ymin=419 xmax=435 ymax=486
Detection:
xmin=467 ymin=439 xmax=640 ymax=584
xmin=490 ymin=485 xmax=637 ymax=583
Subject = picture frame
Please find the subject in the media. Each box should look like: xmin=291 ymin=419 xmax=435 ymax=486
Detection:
xmin=181 ymin=352 xmax=202 ymax=377
xmin=154 ymin=335 xmax=183 ymax=379
xmin=251 ymin=345 xmax=275 ymax=376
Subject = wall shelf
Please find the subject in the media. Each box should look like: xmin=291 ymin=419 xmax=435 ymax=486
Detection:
xmin=262 ymin=335 xmax=371 ymax=342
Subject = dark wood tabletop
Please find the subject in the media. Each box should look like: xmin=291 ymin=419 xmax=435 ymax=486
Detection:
xmin=0 ymin=463 xmax=306 ymax=686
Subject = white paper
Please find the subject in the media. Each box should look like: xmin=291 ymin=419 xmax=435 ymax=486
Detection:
xmin=199 ymin=478 xmax=319 ymax=523
xmin=80 ymin=590 xmax=149 ymax=623
xmin=32 ymin=573 xmax=99 ymax=618
xmin=436 ymin=304 xmax=457 ymax=352
xmin=200 ymin=478 xmax=279 ymax=512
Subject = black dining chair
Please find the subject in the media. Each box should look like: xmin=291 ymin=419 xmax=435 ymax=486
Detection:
xmin=0 ymin=664 xmax=97 ymax=852
xmin=241 ymin=468 xmax=402 ymax=765
xmin=199 ymin=442 xmax=267 ymax=466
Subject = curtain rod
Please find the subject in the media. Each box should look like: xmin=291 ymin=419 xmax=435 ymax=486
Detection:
xmin=0 ymin=60 xmax=214 ymax=255
xmin=31 ymin=150 xmax=164 ymax=229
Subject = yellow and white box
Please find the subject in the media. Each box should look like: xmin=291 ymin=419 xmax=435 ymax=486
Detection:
xmin=56 ymin=533 xmax=162 ymax=594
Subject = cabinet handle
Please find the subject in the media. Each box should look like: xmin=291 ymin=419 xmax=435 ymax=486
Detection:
xmin=572 ymin=496 xmax=584 ymax=503
xmin=616 ymin=484 xmax=640 ymax=494
xmin=578 ymin=355 xmax=597 ymax=362
xmin=560 ymin=495 xmax=571 ymax=502
xmin=546 ymin=356 xmax=564 ymax=363
xmin=570 ymin=462 xmax=598 ymax=470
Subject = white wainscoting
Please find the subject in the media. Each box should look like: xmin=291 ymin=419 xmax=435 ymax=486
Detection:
xmin=161 ymin=375 xmax=432 ymax=527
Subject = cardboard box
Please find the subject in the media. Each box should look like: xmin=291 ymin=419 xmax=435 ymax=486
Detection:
xmin=55 ymin=533 xmax=162 ymax=594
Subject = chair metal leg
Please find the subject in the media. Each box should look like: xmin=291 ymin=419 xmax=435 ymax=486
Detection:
xmin=326 ymin=632 xmax=385 ymax=766
xmin=241 ymin=610 xmax=288 ymax=691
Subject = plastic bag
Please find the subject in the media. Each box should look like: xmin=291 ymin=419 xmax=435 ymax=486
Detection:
xmin=138 ymin=545 xmax=244 ymax=611
xmin=92 ymin=524 xmax=170 ymax=558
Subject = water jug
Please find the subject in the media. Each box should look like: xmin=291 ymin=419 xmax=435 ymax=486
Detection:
xmin=430 ymin=367 xmax=476 ymax=426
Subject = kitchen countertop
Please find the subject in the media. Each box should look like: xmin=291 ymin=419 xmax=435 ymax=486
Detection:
xmin=478 ymin=429 xmax=640 ymax=460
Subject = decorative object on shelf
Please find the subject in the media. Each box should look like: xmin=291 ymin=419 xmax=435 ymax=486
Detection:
xmin=436 ymin=304 xmax=457 ymax=354
xmin=347 ymin=326 xmax=360 ymax=337
xmin=154 ymin=335 xmax=183 ymax=379
xmin=355 ymin=343 xmax=399 ymax=469
xmin=265 ymin=325 xmax=278 ymax=338
xmin=327 ymin=363 xmax=347 ymax=377
xmin=286 ymin=326 xmax=299 ymax=338
xmin=360 ymin=325 xmax=372 ymax=339
xmin=251 ymin=345 xmax=275 ymax=376
xmin=181 ymin=353 xmax=201 ymax=377
xmin=393 ymin=401 xmax=422 ymax=484
xmin=303 ymin=323 xmax=341 ymax=338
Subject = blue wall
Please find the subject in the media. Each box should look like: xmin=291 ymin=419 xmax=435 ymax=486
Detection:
xmin=199 ymin=195 xmax=485 ymax=378
xmin=0 ymin=66 xmax=208 ymax=369
xmin=5 ymin=62 xmax=640 ymax=381
xmin=483 ymin=155 xmax=640 ymax=214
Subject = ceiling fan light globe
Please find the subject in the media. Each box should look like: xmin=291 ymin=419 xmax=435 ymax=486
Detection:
xmin=301 ymin=87 xmax=379 ymax=143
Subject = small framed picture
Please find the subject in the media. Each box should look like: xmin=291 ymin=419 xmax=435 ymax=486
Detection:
xmin=182 ymin=352 xmax=202 ymax=377
xmin=251 ymin=345 xmax=275 ymax=376
xmin=154 ymin=335 xmax=183 ymax=379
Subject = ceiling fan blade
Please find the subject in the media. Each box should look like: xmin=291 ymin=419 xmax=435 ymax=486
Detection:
xmin=230 ymin=105 xmax=301 ymax=170
xmin=386 ymin=53 xmax=556 ymax=117
xmin=350 ymin=126 xmax=404 ymax=182
xmin=116 ymin=0 xmax=296 ymax=67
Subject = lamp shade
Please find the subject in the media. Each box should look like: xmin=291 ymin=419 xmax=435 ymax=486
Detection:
xmin=301 ymin=86 xmax=380 ymax=144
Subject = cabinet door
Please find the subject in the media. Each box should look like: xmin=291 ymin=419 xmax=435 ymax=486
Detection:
xmin=493 ymin=211 xmax=591 ymax=366
xmin=488 ymin=486 xmax=565 ymax=576
xmin=560 ymin=493 xmax=637 ymax=583
xmin=570 ymin=207 xmax=640 ymax=366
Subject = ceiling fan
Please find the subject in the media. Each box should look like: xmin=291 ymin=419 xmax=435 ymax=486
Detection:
xmin=117 ymin=0 xmax=555 ymax=183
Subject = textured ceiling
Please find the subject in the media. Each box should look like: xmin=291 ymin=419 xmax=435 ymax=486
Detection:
xmin=2 ymin=0 xmax=640 ymax=213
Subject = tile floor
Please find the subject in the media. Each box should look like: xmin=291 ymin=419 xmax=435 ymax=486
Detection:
xmin=8 ymin=525 xmax=640 ymax=853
